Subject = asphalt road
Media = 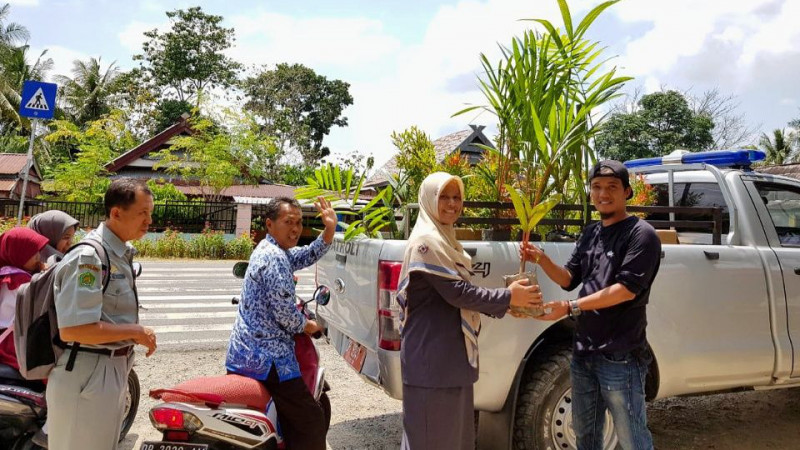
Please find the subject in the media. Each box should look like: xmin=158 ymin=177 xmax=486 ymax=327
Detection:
xmin=136 ymin=260 xmax=316 ymax=351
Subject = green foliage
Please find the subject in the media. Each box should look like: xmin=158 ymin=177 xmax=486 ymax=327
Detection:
xmin=295 ymin=163 xmax=398 ymax=240
xmin=1 ymin=43 xmax=53 ymax=135
xmin=759 ymin=128 xmax=798 ymax=165
xmin=391 ymin=126 xmax=438 ymax=203
xmin=154 ymin=229 xmax=188 ymax=257
xmin=155 ymin=108 xmax=280 ymax=200
xmin=147 ymin=179 xmax=187 ymax=203
xmin=596 ymin=90 xmax=715 ymax=161
xmin=54 ymin=57 xmax=119 ymax=126
xmin=279 ymin=165 xmax=316 ymax=186
xmin=107 ymin=68 xmax=161 ymax=138
xmin=186 ymin=228 xmax=226 ymax=258
xmin=46 ymin=110 xmax=138 ymax=202
xmin=225 ymin=233 xmax=256 ymax=259
xmin=506 ymin=185 xmax=561 ymax=234
xmin=295 ymin=163 xmax=366 ymax=212
xmin=243 ymin=63 xmax=353 ymax=165
xmin=0 ymin=216 xmax=26 ymax=234
xmin=455 ymin=0 xmax=629 ymax=226
xmin=153 ymin=99 xmax=193 ymax=133
xmin=134 ymin=6 xmax=242 ymax=104
xmin=0 ymin=3 xmax=30 ymax=131
xmin=131 ymin=229 xmax=255 ymax=259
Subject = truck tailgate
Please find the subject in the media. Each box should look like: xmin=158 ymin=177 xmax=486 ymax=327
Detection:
xmin=317 ymin=237 xmax=385 ymax=352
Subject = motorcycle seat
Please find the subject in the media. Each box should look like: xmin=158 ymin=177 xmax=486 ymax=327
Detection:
xmin=0 ymin=363 xmax=45 ymax=392
xmin=152 ymin=374 xmax=271 ymax=412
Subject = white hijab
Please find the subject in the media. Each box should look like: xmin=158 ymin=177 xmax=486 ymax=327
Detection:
xmin=396 ymin=172 xmax=482 ymax=368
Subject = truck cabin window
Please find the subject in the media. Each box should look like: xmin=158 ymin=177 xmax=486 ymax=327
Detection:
xmin=754 ymin=182 xmax=800 ymax=247
xmin=646 ymin=182 xmax=730 ymax=235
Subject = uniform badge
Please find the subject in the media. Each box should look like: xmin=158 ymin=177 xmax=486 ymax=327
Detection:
xmin=417 ymin=244 xmax=429 ymax=254
xmin=78 ymin=271 xmax=96 ymax=287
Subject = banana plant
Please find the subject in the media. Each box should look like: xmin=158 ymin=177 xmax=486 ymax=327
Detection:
xmin=506 ymin=185 xmax=561 ymax=274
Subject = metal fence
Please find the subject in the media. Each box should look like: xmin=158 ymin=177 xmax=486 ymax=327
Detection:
xmin=0 ymin=199 xmax=238 ymax=233
xmin=0 ymin=199 xmax=106 ymax=228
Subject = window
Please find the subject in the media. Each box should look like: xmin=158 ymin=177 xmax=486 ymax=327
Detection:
xmin=647 ymin=182 xmax=730 ymax=233
xmin=754 ymin=182 xmax=800 ymax=247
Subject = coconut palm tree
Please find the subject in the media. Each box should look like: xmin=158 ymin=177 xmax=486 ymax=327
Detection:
xmin=0 ymin=45 xmax=52 ymax=134
xmin=55 ymin=57 xmax=119 ymax=126
xmin=760 ymin=129 xmax=796 ymax=165
xmin=0 ymin=3 xmax=31 ymax=131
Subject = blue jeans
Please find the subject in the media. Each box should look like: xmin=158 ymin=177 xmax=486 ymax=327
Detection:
xmin=570 ymin=349 xmax=653 ymax=450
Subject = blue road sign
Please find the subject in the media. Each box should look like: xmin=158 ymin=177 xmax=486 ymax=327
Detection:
xmin=19 ymin=80 xmax=57 ymax=120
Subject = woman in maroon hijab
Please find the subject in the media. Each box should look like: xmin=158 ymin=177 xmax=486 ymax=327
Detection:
xmin=0 ymin=227 xmax=49 ymax=369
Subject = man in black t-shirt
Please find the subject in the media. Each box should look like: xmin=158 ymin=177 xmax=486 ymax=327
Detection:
xmin=522 ymin=160 xmax=661 ymax=450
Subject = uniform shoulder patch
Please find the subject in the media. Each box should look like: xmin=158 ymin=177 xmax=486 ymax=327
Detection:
xmin=78 ymin=271 xmax=97 ymax=288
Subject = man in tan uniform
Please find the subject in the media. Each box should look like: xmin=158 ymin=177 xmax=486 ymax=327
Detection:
xmin=46 ymin=178 xmax=157 ymax=449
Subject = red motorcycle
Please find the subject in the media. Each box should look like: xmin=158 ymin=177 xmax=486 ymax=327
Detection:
xmin=141 ymin=263 xmax=331 ymax=450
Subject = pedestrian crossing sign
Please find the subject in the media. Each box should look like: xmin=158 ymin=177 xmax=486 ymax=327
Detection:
xmin=19 ymin=80 xmax=57 ymax=120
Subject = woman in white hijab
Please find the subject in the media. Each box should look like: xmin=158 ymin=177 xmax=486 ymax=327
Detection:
xmin=398 ymin=172 xmax=542 ymax=450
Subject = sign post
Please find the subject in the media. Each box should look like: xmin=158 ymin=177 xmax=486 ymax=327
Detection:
xmin=16 ymin=80 xmax=57 ymax=225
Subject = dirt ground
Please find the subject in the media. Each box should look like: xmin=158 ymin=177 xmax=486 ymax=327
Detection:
xmin=122 ymin=343 xmax=800 ymax=450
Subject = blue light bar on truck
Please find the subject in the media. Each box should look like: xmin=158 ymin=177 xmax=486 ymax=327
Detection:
xmin=624 ymin=149 xmax=766 ymax=169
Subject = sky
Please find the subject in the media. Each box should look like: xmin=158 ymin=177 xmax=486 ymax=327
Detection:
xmin=6 ymin=0 xmax=800 ymax=168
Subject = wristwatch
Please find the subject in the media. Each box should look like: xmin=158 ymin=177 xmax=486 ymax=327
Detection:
xmin=568 ymin=299 xmax=582 ymax=317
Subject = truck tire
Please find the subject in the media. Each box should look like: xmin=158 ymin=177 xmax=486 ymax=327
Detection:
xmin=513 ymin=343 xmax=618 ymax=450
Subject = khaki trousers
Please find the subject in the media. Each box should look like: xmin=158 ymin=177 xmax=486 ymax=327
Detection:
xmin=46 ymin=349 xmax=134 ymax=450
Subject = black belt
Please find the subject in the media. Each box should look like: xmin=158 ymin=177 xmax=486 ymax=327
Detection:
xmin=59 ymin=343 xmax=133 ymax=371
xmin=64 ymin=344 xmax=132 ymax=357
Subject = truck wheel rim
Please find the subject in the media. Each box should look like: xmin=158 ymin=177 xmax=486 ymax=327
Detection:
xmin=551 ymin=388 xmax=618 ymax=449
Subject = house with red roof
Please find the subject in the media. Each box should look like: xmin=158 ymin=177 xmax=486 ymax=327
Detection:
xmin=0 ymin=153 xmax=42 ymax=200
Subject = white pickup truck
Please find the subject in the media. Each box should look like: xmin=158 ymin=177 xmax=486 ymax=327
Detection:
xmin=315 ymin=150 xmax=800 ymax=449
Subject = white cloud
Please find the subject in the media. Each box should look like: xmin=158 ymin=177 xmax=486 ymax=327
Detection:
xmin=29 ymin=45 xmax=92 ymax=81
xmin=5 ymin=0 xmax=38 ymax=6
xmin=228 ymin=12 xmax=403 ymax=71
xmin=298 ymin=0 xmax=601 ymax=167
xmin=615 ymin=0 xmax=800 ymax=84
xmin=106 ymin=0 xmax=800 ymax=165
xmin=610 ymin=0 xmax=800 ymax=137
xmin=117 ymin=20 xmax=167 ymax=57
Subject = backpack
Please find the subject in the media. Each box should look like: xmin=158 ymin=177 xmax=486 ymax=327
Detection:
xmin=13 ymin=239 xmax=110 ymax=380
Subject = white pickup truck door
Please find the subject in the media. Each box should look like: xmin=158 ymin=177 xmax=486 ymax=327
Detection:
xmin=747 ymin=180 xmax=800 ymax=378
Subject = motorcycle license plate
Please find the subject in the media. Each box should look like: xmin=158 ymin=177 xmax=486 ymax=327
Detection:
xmin=343 ymin=339 xmax=366 ymax=373
xmin=140 ymin=442 xmax=208 ymax=450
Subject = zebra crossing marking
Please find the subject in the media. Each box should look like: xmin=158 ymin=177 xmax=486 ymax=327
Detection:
xmin=141 ymin=311 xmax=238 ymax=320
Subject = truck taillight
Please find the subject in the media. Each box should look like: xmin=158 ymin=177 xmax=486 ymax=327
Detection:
xmin=378 ymin=260 xmax=403 ymax=351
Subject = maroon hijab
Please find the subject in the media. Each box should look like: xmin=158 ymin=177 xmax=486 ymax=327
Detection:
xmin=0 ymin=227 xmax=48 ymax=290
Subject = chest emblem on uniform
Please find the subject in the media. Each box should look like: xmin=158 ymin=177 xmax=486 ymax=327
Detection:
xmin=418 ymin=244 xmax=429 ymax=255
xmin=606 ymin=250 xmax=615 ymax=258
xmin=78 ymin=271 xmax=96 ymax=287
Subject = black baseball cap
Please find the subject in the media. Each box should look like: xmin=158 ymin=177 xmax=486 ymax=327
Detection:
xmin=590 ymin=160 xmax=633 ymax=200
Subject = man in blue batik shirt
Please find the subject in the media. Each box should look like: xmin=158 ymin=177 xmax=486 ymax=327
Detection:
xmin=226 ymin=196 xmax=336 ymax=450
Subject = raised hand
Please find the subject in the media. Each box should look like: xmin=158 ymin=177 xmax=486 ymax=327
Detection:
xmin=315 ymin=196 xmax=337 ymax=243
